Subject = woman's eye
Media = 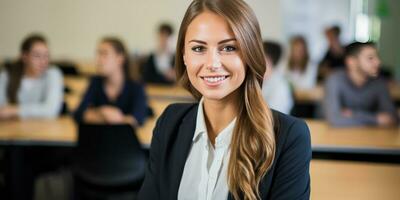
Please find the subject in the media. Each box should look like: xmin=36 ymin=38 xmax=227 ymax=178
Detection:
xmin=192 ymin=46 xmax=205 ymax=52
xmin=222 ymin=46 xmax=237 ymax=52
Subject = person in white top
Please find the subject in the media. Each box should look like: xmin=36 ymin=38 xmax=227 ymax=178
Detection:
xmin=261 ymin=41 xmax=293 ymax=114
xmin=284 ymin=35 xmax=318 ymax=90
xmin=0 ymin=34 xmax=63 ymax=120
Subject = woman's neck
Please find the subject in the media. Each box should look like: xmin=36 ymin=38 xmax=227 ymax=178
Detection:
xmin=106 ymin=70 xmax=124 ymax=87
xmin=203 ymin=92 xmax=239 ymax=145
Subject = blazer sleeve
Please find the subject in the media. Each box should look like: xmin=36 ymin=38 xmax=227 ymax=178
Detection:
xmin=268 ymin=119 xmax=312 ymax=200
xmin=137 ymin=106 xmax=167 ymax=200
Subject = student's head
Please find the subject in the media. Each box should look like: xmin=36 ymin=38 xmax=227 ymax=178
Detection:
xmin=288 ymin=35 xmax=309 ymax=72
xmin=263 ymin=41 xmax=282 ymax=68
xmin=175 ymin=0 xmax=275 ymax=199
xmin=325 ymin=25 xmax=341 ymax=43
xmin=6 ymin=34 xmax=49 ymax=104
xmin=20 ymin=34 xmax=49 ymax=76
xmin=96 ymin=37 xmax=130 ymax=78
xmin=157 ymin=23 xmax=174 ymax=50
xmin=345 ymin=41 xmax=381 ymax=78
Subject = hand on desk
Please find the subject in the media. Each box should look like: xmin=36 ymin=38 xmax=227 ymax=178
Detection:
xmin=377 ymin=113 xmax=396 ymax=127
xmin=99 ymin=106 xmax=125 ymax=124
xmin=0 ymin=105 xmax=18 ymax=120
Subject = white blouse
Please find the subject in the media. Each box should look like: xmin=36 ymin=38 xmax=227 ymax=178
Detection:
xmin=178 ymin=98 xmax=236 ymax=200
xmin=0 ymin=67 xmax=63 ymax=119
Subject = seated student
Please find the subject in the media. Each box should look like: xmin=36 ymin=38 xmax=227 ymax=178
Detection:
xmin=0 ymin=34 xmax=63 ymax=120
xmin=142 ymin=23 xmax=176 ymax=84
xmin=324 ymin=41 xmax=398 ymax=127
xmin=74 ymin=37 xmax=148 ymax=126
xmin=262 ymin=41 xmax=293 ymax=114
xmin=284 ymin=35 xmax=318 ymax=89
xmin=318 ymin=25 xmax=345 ymax=81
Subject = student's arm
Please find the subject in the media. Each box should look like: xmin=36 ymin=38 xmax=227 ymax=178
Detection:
xmin=18 ymin=68 xmax=63 ymax=119
xmin=375 ymin=81 xmax=398 ymax=125
xmin=324 ymin=75 xmax=376 ymax=126
xmin=268 ymin=119 xmax=311 ymax=200
xmin=130 ymin=83 xmax=148 ymax=126
xmin=73 ymin=77 xmax=99 ymax=123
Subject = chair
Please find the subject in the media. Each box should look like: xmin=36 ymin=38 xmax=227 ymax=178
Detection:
xmin=73 ymin=124 xmax=147 ymax=199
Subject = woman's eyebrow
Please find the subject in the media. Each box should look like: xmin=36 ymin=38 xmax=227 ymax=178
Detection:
xmin=188 ymin=39 xmax=206 ymax=44
xmin=188 ymin=38 xmax=236 ymax=45
xmin=218 ymin=38 xmax=236 ymax=44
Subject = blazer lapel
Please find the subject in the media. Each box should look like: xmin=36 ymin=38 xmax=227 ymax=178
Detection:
xmin=168 ymin=104 xmax=198 ymax=200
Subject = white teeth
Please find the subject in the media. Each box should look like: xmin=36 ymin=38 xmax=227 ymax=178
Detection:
xmin=204 ymin=76 xmax=227 ymax=83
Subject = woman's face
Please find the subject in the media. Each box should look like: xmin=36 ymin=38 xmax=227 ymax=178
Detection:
xmin=183 ymin=11 xmax=246 ymax=101
xmin=96 ymin=42 xmax=124 ymax=76
xmin=292 ymin=40 xmax=306 ymax=61
xmin=23 ymin=42 xmax=49 ymax=76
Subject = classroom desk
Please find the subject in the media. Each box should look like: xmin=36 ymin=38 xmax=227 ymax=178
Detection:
xmin=1 ymin=99 xmax=399 ymax=151
xmin=307 ymin=119 xmax=400 ymax=156
xmin=310 ymin=160 xmax=400 ymax=200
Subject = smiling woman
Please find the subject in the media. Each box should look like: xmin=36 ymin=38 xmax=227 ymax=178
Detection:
xmin=138 ymin=0 xmax=312 ymax=200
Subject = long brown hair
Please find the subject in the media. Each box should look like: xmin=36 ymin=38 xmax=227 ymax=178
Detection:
xmin=175 ymin=0 xmax=276 ymax=199
xmin=288 ymin=35 xmax=309 ymax=73
xmin=7 ymin=34 xmax=47 ymax=104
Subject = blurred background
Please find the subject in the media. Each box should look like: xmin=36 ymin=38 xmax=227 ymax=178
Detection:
xmin=0 ymin=0 xmax=399 ymax=200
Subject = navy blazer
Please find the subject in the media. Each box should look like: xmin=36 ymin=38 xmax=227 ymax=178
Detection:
xmin=138 ymin=103 xmax=311 ymax=200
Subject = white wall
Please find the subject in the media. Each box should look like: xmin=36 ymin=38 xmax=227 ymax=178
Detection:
xmin=0 ymin=0 xmax=283 ymax=61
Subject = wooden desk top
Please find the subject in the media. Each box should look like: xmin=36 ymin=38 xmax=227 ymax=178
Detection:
xmin=1 ymin=98 xmax=399 ymax=153
xmin=310 ymin=160 xmax=400 ymax=200
xmin=307 ymin=119 xmax=400 ymax=150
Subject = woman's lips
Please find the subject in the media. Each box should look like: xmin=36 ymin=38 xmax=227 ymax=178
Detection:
xmin=200 ymin=75 xmax=229 ymax=86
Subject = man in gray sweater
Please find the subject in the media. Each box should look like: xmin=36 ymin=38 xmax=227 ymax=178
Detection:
xmin=324 ymin=41 xmax=398 ymax=127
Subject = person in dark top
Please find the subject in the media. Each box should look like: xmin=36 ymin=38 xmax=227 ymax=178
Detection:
xmin=324 ymin=41 xmax=398 ymax=127
xmin=74 ymin=37 xmax=147 ymax=126
xmin=138 ymin=0 xmax=311 ymax=199
xmin=318 ymin=25 xmax=345 ymax=81
xmin=142 ymin=23 xmax=176 ymax=85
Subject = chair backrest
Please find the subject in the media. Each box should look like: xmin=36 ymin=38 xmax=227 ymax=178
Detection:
xmin=74 ymin=124 xmax=146 ymax=186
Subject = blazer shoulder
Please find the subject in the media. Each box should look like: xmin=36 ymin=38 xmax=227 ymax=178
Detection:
xmin=272 ymin=110 xmax=311 ymax=150
xmin=153 ymin=102 xmax=198 ymax=136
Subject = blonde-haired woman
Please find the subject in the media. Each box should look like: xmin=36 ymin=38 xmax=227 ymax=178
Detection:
xmin=138 ymin=0 xmax=311 ymax=199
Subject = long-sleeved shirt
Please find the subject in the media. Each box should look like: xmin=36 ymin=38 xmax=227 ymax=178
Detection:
xmin=262 ymin=70 xmax=294 ymax=114
xmin=0 ymin=67 xmax=63 ymax=119
xmin=323 ymin=70 xmax=398 ymax=126
xmin=73 ymin=76 xmax=148 ymax=125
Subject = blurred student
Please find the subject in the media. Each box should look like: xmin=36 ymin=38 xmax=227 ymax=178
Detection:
xmin=74 ymin=37 xmax=148 ymax=126
xmin=262 ymin=41 xmax=293 ymax=114
xmin=284 ymin=35 xmax=318 ymax=90
xmin=324 ymin=41 xmax=398 ymax=127
xmin=0 ymin=34 xmax=63 ymax=120
xmin=142 ymin=23 xmax=176 ymax=84
xmin=318 ymin=25 xmax=345 ymax=81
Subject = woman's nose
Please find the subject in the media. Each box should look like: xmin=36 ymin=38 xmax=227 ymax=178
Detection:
xmin=206 ymin=49 xmax=221 ymax=71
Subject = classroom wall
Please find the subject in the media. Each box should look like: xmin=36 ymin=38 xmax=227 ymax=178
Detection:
xmin=0 ymin=0 xmax=283 ymax=61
